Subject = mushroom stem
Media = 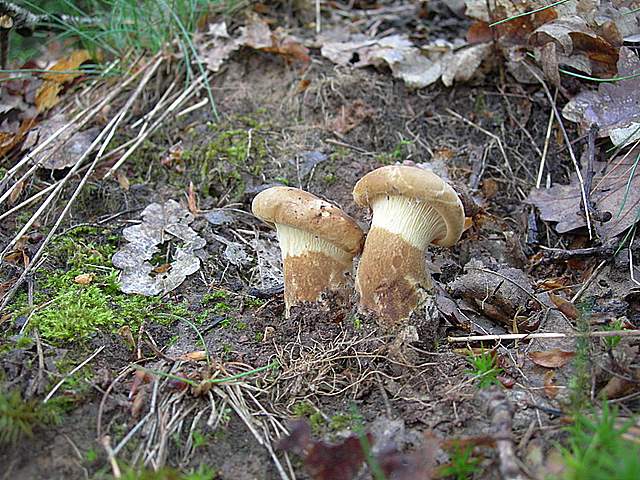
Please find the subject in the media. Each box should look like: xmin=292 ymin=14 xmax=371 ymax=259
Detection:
xmin=356 ymin=195 xmax=445 ymax=325
xmin=276 ymin=224 xmax=354 ymax=317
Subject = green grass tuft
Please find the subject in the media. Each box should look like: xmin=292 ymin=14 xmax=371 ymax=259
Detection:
xmin=559 ymin=403 xmax=640 ymax=480
xmin=465 ymin=349 xmax=502 ymax=389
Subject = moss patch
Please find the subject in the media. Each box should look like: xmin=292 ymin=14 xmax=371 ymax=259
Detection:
xmin=6 ymin=228 xmax=196 ymax=345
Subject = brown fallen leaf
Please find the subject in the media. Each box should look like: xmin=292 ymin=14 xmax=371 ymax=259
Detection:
xmin=152 ymin=263 xmax=172 ymax=274
xmin=35 ymin=50 xmax=91 ymax=112
xmin=178 ymin=351 xmax=208 ymax=362
xmin=544 ymin=370 xmax=560 ymax=398
xmin=74 ymin=273 xmax=95 ymax=285
xmin=527 ymin=149 xmax=640 ymax=239
xmin=25 ymin=114 xmax=99 ymax=169
xmin=529 ymin=349 xmax=575 ymax=368
xmin=43 ymin=49 xmax=91 ymax=83
xmin=116 ymin=170 xmax=130 ymax=191
xmin=0 ymin=118 xmax=37 ymax=157
xmin=187 ymin=181 xmax=199 ymax=214
xmin=8 ymin=180 xmax=25 ymax=204
xmin=549 ymin=293 xmax=578 ymax=319
xmin=563 ymin=47 xmax=640 ymax=145
xmin=35 ymin=81 xmax=63 ymax=112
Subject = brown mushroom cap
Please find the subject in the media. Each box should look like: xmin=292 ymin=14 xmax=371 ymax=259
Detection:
xmin=252 ymin=187 xmax=364 ymax=256
xmin=352 ymin=165 xmax=464 ymax=247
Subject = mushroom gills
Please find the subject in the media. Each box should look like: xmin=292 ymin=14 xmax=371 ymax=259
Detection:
xmin=370 ymin=195 xmax=446 ymax=248
xmin=275 ymin=224 xmax=353 ymax=264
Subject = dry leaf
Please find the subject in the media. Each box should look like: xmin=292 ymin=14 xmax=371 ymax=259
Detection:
xmin=25 ymin=114 xmax=99 ymax=169
xmin=563 ymin=48 xmax=640 ymax=145
xmin=179 ymin=351 xmax=208 ymax=362
xmin=35 ymin=50 xmax=91 ymax=113
xmin=527 ymin=151 xmax=640 ymax=239
xmin=74 ymin=273 xmax=95 ymax=285
xmin=529 ymin=349 xmax=575 ymax=368
xmin=35 ymin=82 xmax=62 ymax=112
xmin=549 ymin=293 xmax=578 ymax=319
xmin=8 ymin=180 xmax=25 ymax=204
xmin=467 ymin=21 xmax=493 ymax=44
xmin=43 ymin=49 xmax=91 ymax=83
xmin=112 ymin=200 xmax=206 ymax=296
xmin=197 ymin=17 xmax=309 ymax=73
xmin=187 ymin=181 xmax=199 ymax=214
xmin=544 ymin=370 xmax=560 ymax=398
xmin=116 ymin=170 xmax=130 ymax=191
xmin=330 ymin=100 xmax=375 ymax=134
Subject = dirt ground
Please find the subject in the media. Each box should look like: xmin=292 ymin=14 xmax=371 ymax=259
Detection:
xmin=1 ymin=3 xmax=640 ymax=480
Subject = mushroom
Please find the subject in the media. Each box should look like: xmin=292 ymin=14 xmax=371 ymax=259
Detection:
xmin=252 ymin=187 xmax=365 ymax=317
xmin=353 ymin=165 xmax=464 ymax=327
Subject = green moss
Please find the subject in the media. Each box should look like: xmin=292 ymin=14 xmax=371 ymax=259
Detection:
xmin=5 ymin=231 xmax=191 ymax=344
xmin=560 ymin=403 xmax=640 ymax=480
xmin=375 ymin=139 xmax=414 ymax=165
xmin=0 ymin=388 xmax=64 ymax=445
xmin=329 ymin=413 xmax=356 ymax=431
xmin=292 ymin=401 xmax=325 ymax=433
xmin=196 ymin=117 xmax=270 ymax=202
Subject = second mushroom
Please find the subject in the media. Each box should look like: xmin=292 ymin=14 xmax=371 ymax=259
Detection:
xmin=353 ymin=165 xmax=465 ymax=327
xmin=252 ymin=187 xmax=364 ymax=317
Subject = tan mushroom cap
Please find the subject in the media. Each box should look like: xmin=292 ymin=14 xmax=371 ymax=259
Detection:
xmin=251 ymin=187 xmax=364 ymax=255
xmin=352 ymin=165 xmax=464 ymax=247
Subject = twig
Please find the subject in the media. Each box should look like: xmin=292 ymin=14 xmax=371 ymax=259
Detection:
xmin=445 ymin=108 xmax=513 ymax=175
xmin=538 ymin=243 xmax=615 ymax=261
xmin=524 ymin=62 xmax=593 ymax=239
xmin=44 ymin=345 xmax=105 ymax=402
xmin=536 ymin=89 xmax=556 ymax=188
xmin=571 ymin=259 xmax=607 ymax=303
xmin=0 ymin=1 xmax=100 ymax=34
xmin=448 ymin=329 xmax=640 ymax=343
xmin=477 ymin=388 xmax=526 ymax=480
xmin=100 ymin=435 xmax=122 ymax=479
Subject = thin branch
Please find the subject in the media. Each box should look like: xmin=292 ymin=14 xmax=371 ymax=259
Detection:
xmin=448 ymin=330 xmax=640 ymax=343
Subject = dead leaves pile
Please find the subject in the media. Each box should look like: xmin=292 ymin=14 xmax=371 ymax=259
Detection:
xmin=279 ymin=420 xmax=438 ymax=480
xmin=0 ymin=49 xmax=92 ymax=162
xmin=197 ymin=15 xmax=309 ymax=73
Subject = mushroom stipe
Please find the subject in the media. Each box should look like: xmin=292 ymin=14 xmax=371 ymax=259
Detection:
xmin=353 ymin=165 xmax=465 ymax=328
xmin=252 ymin=187 xmax=364 ymax=318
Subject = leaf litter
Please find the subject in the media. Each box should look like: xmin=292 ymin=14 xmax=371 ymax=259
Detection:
xmin=527 ymin=150 xmax=640 ymax=239
xmin=112 ymin=200 xmax=206 ymax=296
xmin=563 ymin=47 xmax=640 ymax=146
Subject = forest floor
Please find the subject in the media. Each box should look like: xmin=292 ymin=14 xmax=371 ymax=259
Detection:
xmin=1 ymin=1 xmax=639 ymax=480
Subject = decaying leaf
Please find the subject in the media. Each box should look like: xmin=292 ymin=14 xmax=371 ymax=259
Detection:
xmin=279 ymin=420 xmax=437 ymax=480
xmin=197 ymin=17 xmax=309 ymax=73
xmin=330 ymin=100 xmax=375 ymax=134
xmin=35 ymin=50 xmax=91 ymax=112
xmin=527 ymin=151 xmax=640 ymax=239
xmin=320 ymin=31 xmax=490 ymax=88
xmin=42 ymin=49 xmax=91 ymax=83
xmin=543 ymin=370 xmax=560 ymax=398
xmin=24 ymin=114 xmax=99 ymax=170
xmin=549 ymin=293 xmax=578 ymax=319
xmin=529 ymin=349 xmax=575 ymax=368
xmin=74 ymin=273 xmax=95 ymax=285
xmin=112 ymin=200 xmax=206 ymax=296
xmin=178 ymin=351 xmax=208 ymax=362
xmin=563 ymin=48 xmax=640 ymax=145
